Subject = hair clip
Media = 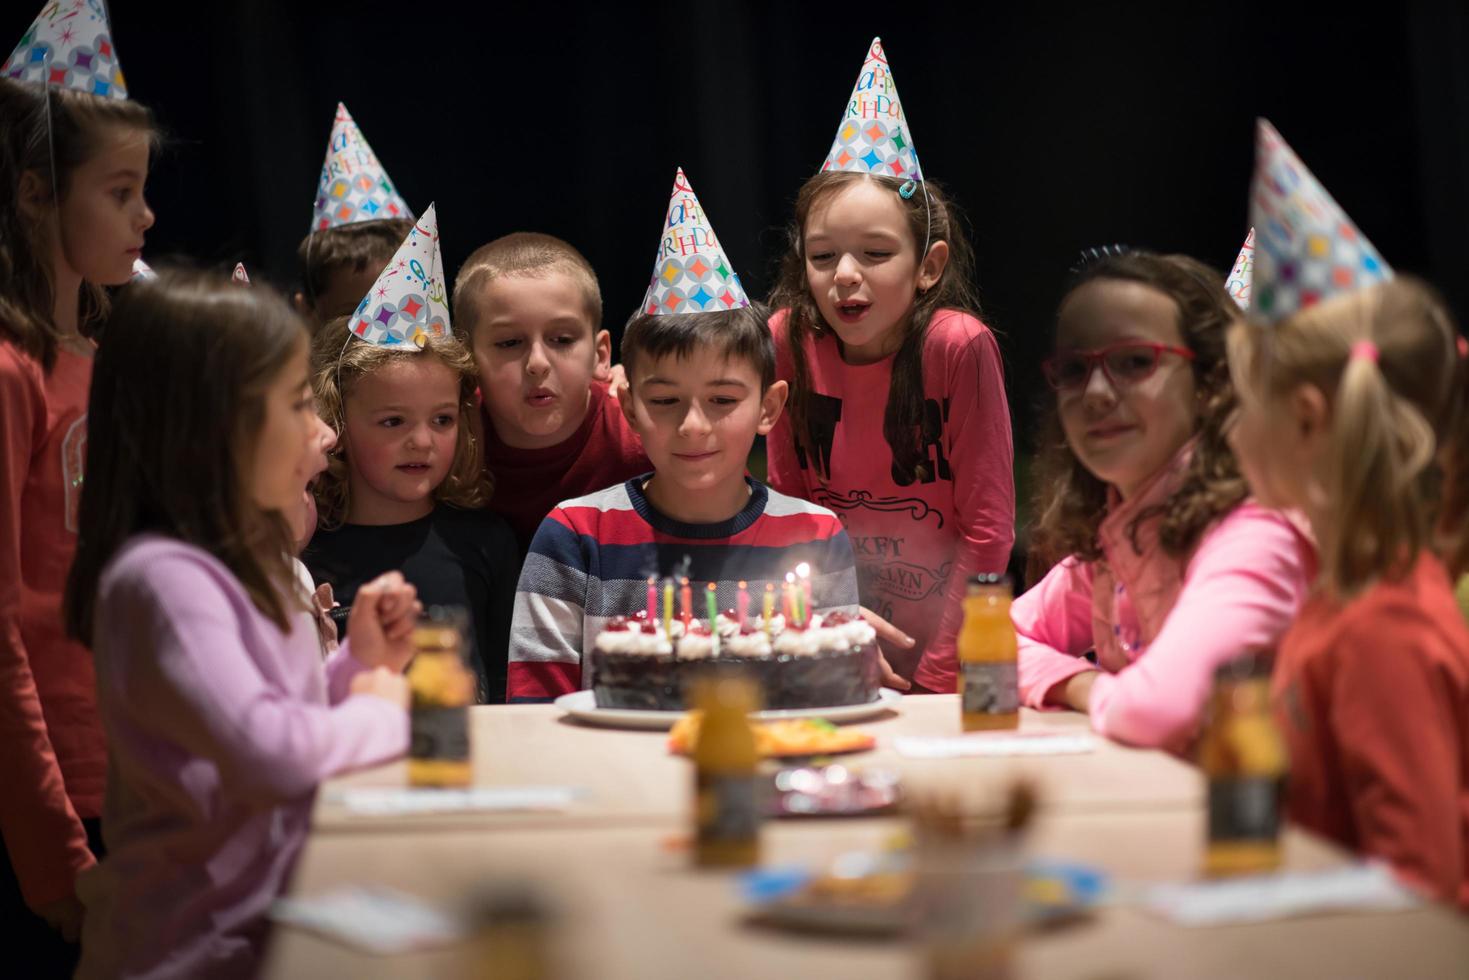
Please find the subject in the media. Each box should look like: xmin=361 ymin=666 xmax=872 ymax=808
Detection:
xmin=1069 ymin=244 xmax=1135 ymax=275
xmin=898 ymin=179 xmax=919 ymax=200
xmin=1349 ymin=340 xmax=1380 ymax=364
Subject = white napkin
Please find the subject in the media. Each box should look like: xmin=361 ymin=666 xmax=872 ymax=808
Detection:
xmin=1142 ymin=863 xmax=1420 ymax=926
xmin=271 ymin=887 xmax=464 ymax=953
xmin=332 ymin=786 xmax=581 ymax=817
xmin=893 ymin=733 xmax=1097 ymax=759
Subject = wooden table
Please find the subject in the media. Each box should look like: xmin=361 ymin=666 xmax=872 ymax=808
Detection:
xmin=313 ymin=696 xmax=1203 ymax=832
xmin=267 ymin=697 xmax=1469 ymax=979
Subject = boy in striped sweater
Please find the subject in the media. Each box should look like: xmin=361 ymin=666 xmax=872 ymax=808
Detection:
xmin=508 ymin=172 xmax=858 ymax=702
xmin=507 ymin=301 xmax=860 ymax=701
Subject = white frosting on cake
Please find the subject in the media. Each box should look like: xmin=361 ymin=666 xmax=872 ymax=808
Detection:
xmin=594 ymin=628 xmax=673 ymax=656
xmin=832 ymin=618 xmax=877 ymax=648
xmin=675 ymin=631 xmax=719 ymax=660
xmin=722 ymin=630 xmax=773 ymax=657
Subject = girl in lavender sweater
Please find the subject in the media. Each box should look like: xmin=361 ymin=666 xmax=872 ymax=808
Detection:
xmin=63 ymin=271 xmax=416 ymax=979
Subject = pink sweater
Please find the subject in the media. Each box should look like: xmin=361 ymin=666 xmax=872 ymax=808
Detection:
xmin=1014 ymin=447 xmax=1314 ymax=748
xmin=767 ymin=308 xmax=1015 ymax=692
xmin=77 ymin=535 xmax=408 ymax=979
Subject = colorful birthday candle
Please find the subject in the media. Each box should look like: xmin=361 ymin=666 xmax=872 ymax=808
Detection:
xmin=736 ymin=581 xmax=749 ymax=630
xmin=763 ymin=583 xmax=775 ymax=637
xmin=663 ymin=579 xmax=674 ymax=637
xmin=646 ymin=576 xmax=657 ymax=625
xmin=796 ymin=562 xmax=812 ymax=619
xmin=784 ymin=573 xmax=797 ymax=624
xmin=680 ymin=577 xmax=693 ymax=627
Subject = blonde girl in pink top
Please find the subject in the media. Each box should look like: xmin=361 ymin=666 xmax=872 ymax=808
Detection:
xmin=1015 ymin=251 xmax=1313 ymax=749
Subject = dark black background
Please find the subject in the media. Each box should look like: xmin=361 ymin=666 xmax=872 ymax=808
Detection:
xmin=28 ymin=1 xmax=1469 ymax=448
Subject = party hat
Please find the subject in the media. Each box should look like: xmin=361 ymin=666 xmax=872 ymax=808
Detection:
xmin=310 ymin=103 xmax=412 ymax=232
xmin=1248 ymin=119 xmax=1391 ymax=322
xmin=349 ymin=203 xmax=449 ymax=348
xmin=640 ymin=169 xmax=750 ymax=316
xmin=129 ymin=257 xmax=155 ymax=282
xmin=819 ymin=37 xmax=921 ymax=180
xmin=3 ymin=0 xmax=127 ymax=99
xmin=231 ymin=262 xmax=250 ymax=285
xmin=1225 ymin=228 xmax=1254 ymax=310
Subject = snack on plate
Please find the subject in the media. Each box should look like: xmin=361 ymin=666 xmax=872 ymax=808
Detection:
xmin=668 ymin=713 xmax=876 ymax=758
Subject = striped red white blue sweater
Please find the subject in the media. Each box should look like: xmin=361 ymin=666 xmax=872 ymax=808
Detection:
xmin=508 ymin=475 xmax=860 ymax=702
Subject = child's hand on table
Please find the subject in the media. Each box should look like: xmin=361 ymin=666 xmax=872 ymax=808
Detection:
xmin=347 ymin=572 xmax=421 ymax=673
xmin=859 ymin=606 xmax=915 ymax=692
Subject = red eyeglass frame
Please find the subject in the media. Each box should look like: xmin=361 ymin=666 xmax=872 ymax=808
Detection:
xmin=1041 ymin=342 xmax=1196 ymax=391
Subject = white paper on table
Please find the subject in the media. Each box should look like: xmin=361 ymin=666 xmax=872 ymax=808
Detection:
xmin=893 ymin=733 xmax=1097 ymax=759
xmin=332 ymin=786 xmax=582 ymax=817
xmin=1142 ymin=863 xmax=1420 ymax=926
xmin=270 ymin=887 xmax=465 ymax=954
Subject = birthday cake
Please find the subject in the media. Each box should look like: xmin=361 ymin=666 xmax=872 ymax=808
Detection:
xmin=590 ymin=609 xmax=881 ymax=712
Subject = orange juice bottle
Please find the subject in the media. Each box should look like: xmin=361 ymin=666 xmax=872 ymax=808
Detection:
xmin=408 ymin=606 xmax=475 ymax=787
xmin=958 ymin=574 xmax=1019 ymax=732
xmin=690 ymin=673 xmax=761 ymax=868
xmin=1199 ymin=652 xmax=1287 ymax=876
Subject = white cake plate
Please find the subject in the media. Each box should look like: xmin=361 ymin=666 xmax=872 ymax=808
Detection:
xmin=553 ymin=688 xmax=903 ymax=731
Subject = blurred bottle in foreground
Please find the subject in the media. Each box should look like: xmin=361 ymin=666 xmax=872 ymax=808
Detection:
xmin=408 ymin=605 xmax=475 ymax=787
xmin=1199 ymin=652 xmax=1287 ymax=876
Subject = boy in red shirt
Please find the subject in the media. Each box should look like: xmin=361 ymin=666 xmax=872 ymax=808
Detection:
xmin=453 ymin=233 xmax=648 ymax=554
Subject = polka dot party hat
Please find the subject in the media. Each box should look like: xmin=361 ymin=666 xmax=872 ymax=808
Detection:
xmin=1248 ymin=119 xmax=1392 ymax=322
xmin=3 ymin=0 xmax=127 ymax=99
xmin=640 ymin=168 xmax=750 ymax=316
xmin=231 ymin=263 xmax=250 ymax=285
xmin=350 ymin=203 xmax=449 ymax=348
xmin=819 ymin=37 xmax=922 ymax=182
xmin=310 ymin=102 xmax=413 ymax=233
xmin=1225 ymin=228 xmax=1254 ymax=311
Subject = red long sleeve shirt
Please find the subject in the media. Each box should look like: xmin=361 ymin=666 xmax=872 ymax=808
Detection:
xmin=1273 ymin=552 xmax=1469 ymax=909
xmin=0 ymin=340 xmax=102 ymax=908
xmin=766 ymin=308 xmax=1015 ymax=692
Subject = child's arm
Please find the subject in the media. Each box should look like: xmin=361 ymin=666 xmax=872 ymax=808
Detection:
xmin=105 ymin=551 xmax=408 ymax=802
xmin=1331 ymin=610 xmax=1464 ymax=903
xmin=507 ymin=512 xmax=586 ymax=702
xmin=1087 ymin=505 xmax=1309 ymax=747
xmin=0 ymin=356 xmax=94 ymax=911
xmin=1014 ymin=557 xmax=1100 ymax=706
xmin=914 ymin=328 xmax=1016 ymax=693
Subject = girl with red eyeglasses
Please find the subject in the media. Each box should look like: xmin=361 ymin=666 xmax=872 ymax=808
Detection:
xmin=1014 ymin=251 xmax=1315 ymax=751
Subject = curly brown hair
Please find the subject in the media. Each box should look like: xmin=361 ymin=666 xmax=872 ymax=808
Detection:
xmin=310 ymin=316 xmax=491 ymax=528
xmin=1028 ymin=252 xmax=1247 ymax=572
xmin=769 ymin=172 xmax=982 ymax=484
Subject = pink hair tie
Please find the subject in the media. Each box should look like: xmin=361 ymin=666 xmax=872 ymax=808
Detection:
xmin=1349 ymin=340 xmax=1380 ymax=364
xmin=1457 ymin=336 xmax=1468 ymax=359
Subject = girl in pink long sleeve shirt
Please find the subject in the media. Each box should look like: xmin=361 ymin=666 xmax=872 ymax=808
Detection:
xmin=63 ymin=272 xmax=415 ymax=978
xmin=1016 ymin=251 xmax=1313 ymax=749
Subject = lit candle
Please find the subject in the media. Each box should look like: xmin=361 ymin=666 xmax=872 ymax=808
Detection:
xmin=706 ymin=583 xmax=721 ymax=658
xmin=763 ymin=583 xmax=775 ymax=637
xmin=796 ymin=562 xmax=812 ymax=623
xmin=784 ymin=572 xmax=796 ymax=623
xmin=680 ymin=577 xmax=693 ymax=626
xmin=662 ymin=579 xmax=674 ymax=637
xmin=736 ymin=580 xmax=749 ymax=630
xmin=646 ymin=576 xmax=657 ymax=625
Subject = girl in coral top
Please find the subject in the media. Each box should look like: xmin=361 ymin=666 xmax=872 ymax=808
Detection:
xmin=0 ymin=75 xmax=157 ymax=971
xmin=1228 ymin=278 xmax=1469 ymax=909
xmin=1014 ymin=251 xmax=1314 ymax=750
